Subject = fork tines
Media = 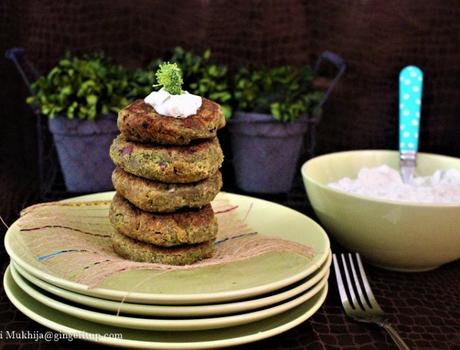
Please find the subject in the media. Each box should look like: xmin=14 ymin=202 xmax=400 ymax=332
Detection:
xmin=333 ymin=253 xmax=383 ymax=315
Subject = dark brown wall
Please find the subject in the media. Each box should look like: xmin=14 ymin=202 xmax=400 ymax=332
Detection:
xmin=1 ymin=0 xmax=460 ymax=222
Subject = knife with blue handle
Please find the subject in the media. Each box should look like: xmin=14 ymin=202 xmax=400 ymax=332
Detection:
xmin=399 ymin=65 xmax=423 ymax=183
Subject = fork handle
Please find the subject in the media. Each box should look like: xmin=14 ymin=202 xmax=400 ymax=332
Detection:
xmin=380 ymin=322 xmax=411 ymax=350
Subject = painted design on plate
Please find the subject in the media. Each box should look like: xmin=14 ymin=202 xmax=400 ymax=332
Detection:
xmin=15 ymin=193 xmax=314 ymax=288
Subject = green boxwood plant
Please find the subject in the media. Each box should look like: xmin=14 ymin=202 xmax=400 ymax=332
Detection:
xmin=27 ymin=52 xmax=131 ymax=120
xmin=233 ymin=65 xmax=324 ymax=122
xmin=27 ymin=48 xmax=323 ymax=123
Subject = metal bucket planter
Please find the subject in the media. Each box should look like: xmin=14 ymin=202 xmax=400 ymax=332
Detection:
xmin=228 ymin=51 xmax=346 ymax=193
xmin=229 ymin=112 xmax=309 ymax=193
xmin=48 ymin=115 xmax=118 ymax=192
xmin=5 ymin=48 xmax=121 ymax=195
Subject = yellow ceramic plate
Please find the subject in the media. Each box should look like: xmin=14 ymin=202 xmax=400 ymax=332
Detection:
xmin=12 ymin=251 xmax=331 ymax=317
xmin=10 ymin=263 xmax=329 ymax=331
xmin=5 ymin=192 xmax=330 ymax=304
xmin=4 ymin=266 xmax=328 ymax=349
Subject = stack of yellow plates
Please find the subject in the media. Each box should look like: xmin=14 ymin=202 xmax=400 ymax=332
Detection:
xmin=4 ymin=192 xmax=330 ymax=349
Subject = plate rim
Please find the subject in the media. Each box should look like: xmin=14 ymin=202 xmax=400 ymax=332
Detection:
xmin=3 ymin=265 xmax=328 ymax=349
xmin=12 ymin=251 xmax=331 ymax=317
xmin=10 ymin=262 xmax=329 ymax=332
xmin=5 ymin=191 xmax=330 ymax=304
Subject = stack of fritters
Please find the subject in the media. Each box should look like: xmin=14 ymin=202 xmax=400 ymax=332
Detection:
xmin=109 ymin=98 xmax=225 ymax=265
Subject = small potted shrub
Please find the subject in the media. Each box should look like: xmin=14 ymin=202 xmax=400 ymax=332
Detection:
xmin=229 ymin=65 xmax=324 ymax=194
xmin=27 ymin=53 xmax=131 ymax=192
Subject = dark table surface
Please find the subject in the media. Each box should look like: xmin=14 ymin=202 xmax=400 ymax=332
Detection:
xmin=1 ymin=183 xmax=459 ymax=350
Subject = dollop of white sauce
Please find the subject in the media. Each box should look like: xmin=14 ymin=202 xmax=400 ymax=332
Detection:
xmin=144 ymin=88 xmax=202 ymax=118
xmin=328 ymin=165 xmax=460 ymax=203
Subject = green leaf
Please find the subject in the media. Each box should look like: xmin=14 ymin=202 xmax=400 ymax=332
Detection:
xmin=270 ymin=103 xmax=281 ymax=120
xmin=222 ymin=105 xmax=232 ymax=119
xmin=86 ymin=94 xmax=98 ymax=106
xmin=61 ymin=86 xmax=72 ymax=95
xmin=59 ymin=59 xmax=71 ymax=66
xmin=110 ymin=106 xmax=121 ymax=113
xmin=209 ymin=91 xmax=231 ymax=102
xmin=208 ymin=66 xmax=218 ymax=77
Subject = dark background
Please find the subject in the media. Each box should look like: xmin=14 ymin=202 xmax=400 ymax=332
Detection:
xmin=1 ymin=0 xmax=460 ymax=224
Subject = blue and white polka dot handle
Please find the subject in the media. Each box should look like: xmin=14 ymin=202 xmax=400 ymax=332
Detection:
xmin=399 ymin=66 xmax=423 ymax=152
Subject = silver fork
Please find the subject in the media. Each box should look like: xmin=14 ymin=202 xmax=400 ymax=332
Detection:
xmin=333 ymin=253 xmax=410 ymax=350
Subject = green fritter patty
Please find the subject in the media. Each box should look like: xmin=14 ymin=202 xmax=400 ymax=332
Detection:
xmin=118 ymin=98 xmax=226 ymax=145
xmin=109 ymin=135 xmax=224 ymax=183
xmin=112 ymin=229 xmax=215 ymax=265
xmin=109 ymin=193 xmax=218 ymax=247
xmin=112 ymin=168 xmax=222 ymax=213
